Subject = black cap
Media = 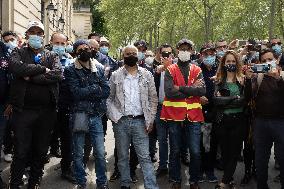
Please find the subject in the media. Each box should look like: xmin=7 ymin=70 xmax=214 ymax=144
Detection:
xmin=200 ymin=43 xmax=216 ymax=53
xmin=176 ymin=38 xmax=194 ymax=48
xmin=73 ymin=39 xmax=90 ymax=52
xmin=134 ymin=40 xmax=148 ymax=50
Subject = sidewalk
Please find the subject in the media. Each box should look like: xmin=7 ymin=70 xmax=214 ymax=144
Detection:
xmin=0 ymin=120 xmax=280 ymax=189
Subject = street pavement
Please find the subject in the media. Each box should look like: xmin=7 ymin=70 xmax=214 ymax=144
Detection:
xmin=0 ymin=120 xmax=281 ymax=189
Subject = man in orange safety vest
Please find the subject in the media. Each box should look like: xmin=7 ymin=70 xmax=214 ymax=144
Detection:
xmin=161 ymin=38 xmax=206 ymax=189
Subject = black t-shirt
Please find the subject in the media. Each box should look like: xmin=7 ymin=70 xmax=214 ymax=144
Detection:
xmin=24 ymin=82 xmax=53 ymax=108
xmin=255 ymin=75 xmax=284 ymax=118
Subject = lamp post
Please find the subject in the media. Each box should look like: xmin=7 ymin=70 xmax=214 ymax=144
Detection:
xmin=58 ymin=14 xmax=65 ymax=32
xmin=46 ymin=0 xmax=58 ymax=28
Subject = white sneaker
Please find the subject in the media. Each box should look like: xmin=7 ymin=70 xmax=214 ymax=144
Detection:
xmin=4 ymin=154 xmax=12 ymax=162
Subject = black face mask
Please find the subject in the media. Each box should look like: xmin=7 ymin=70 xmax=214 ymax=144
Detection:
xmin=124 ymin=56 xmax=138 ymax=67
xmin=78 ymin=50 xmax=91 ymax=62
xmin=91 ymin=50 xmax=98 ymax=58
xmin=224 ymin=64 xmax=237 ymax=72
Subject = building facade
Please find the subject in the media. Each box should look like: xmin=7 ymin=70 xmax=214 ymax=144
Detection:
xmin=72 ymin=5 xmax=92 ymax=39
xmin=0 ymin=0 xmax=92 ymax=44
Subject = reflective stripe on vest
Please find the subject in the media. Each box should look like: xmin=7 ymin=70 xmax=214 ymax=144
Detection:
xmin=163 ymin=101 xmax=202 ymax=110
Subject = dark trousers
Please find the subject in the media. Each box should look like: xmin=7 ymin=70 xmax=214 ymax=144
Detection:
xmin=50 ymin=125 xmax=60 ymax=154
xmin=243 ymin=122 xmax=255 ymax=174
xmin=218 ymin=113 xmax=244 ymax=184
xmin=148 ymin=124 xmax=157 ymax=158
xmin=201 ymin=123 xmax=218 ymax=174
xmin=83 ymin=133 xmax=92 ymax=166
xmin=58 ymin=109 xmax=73 ymax=173
xmin=3 ymin=119 xmax=13 ymax=154
xmin=180 ymin=126 xmax=189 ymax=159
xmin=254 ymin=117 xmax=284 ymax=189
xmin=113 ymin=142 xmax=139 ymax=174
xmin=9 ymin=108 xmax=56 ymax=187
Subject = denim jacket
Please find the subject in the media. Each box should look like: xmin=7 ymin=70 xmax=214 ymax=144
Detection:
xmin=107 ymin=66 xmax=158 ymax=127
xmin=64 ymin=58 xmax=110 ymax=116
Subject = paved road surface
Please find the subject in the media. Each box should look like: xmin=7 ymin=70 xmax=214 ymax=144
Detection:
xmin=0 ymin=121 xmax=280 ymax=189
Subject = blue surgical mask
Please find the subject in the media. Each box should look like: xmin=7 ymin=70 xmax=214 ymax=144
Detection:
xmin=272 ymin=45 xmax=282 ymax=56
xmin=203 ymin=55 xmax=216 ymax=66
xmin=5 ymin=40 xmax=18 ymax=50
xmin=52 ymin=45 xmax=65 ymax=56
xmin=100 ymin=46 xmax=109 ymax=55
xmin=66 ymin=45 xmax=73 ymax=53
xmin=138 ymin=52 xmax=145 ymax=61
xmin=28 ymin=35 xmax=43 ymax=49
xmin=217 ymin=50 xmax=225 ymax=58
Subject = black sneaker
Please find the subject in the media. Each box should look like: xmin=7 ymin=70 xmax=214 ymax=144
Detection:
xmin=156 ymin=168 xmax=168 ymax=178
xmin=121 ymin=186 xmax=130 ymax=189
xmin=109 ymin=170 xmax=120 ymax=182
xmin=61 ymin=171 xmax=77 ymax=184
xmin=170 ymin=182 xmax=181 ymax=189
xmin=97 ymin=185 xmax=109 ymax=189
xmin=49 ymin=149 xmax=62 ymax=158
xmin=130 ymin=173 xmax=138 ymax=183
xmin=275 ymin=161 xmax=280 ymax=170
xmin=274 ymin=174 xmax=280 ymax=183
xmin=181 ymin=156 xmax=190 ymax=166
xmin=27 ymin=183 xmax=40 ymax=189
xmin=0 ymin=177 xmax=7 ymax=189
xmin=75 ymin=185 xmax=85 ymax=189
xmin=151 ymin=155 xmax=158 ymax=163
xmin=228 ymin=181 xmax=237 ymax=189
xmin=241 ymin=172 xmax=252 ymax=186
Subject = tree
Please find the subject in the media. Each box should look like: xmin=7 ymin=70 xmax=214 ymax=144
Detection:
xmin=97 ymin=0 xmax=283 ymax=51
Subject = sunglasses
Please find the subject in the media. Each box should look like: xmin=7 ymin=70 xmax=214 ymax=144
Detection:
xmin=100 ymin=42 xmax=109 ymax=47
xmin=272 ymin=42 xmax=282 ymax=46
xmin=77 ymin=48 xmax=90 ymax=53
xmin=217 ymin=45 xmax=228 ymax=49
xmin=125 ymin=52 xmax=137 ymax=56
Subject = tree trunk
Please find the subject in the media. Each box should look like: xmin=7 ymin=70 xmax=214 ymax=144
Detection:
xmin=279 ymin=0 xmax=284 ymax=39
xmin=153 ymin=24 xmax=157 ymax=49
xmin=269 ymin=0 xmax=276 ymax=40
xmin=169 ymin=22 xmax=175 ymax=45
xmin=149 ymin=28 xmax=153 ymax=50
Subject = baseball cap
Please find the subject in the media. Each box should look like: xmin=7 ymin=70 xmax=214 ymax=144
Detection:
xmin=176 ymin=38 xmax=194 ymax=48
xmin=100 ymin=36 xmax=109 ymax=43
xmin=200 ymin=43 xmax=216 ymax=53
xmin=27 ymin=21 xmax=44 ymax=33
xmin=134 ymin=40 xmax=148 ymax=50
xmin=73 ymin=39 xmax=90 ymax=52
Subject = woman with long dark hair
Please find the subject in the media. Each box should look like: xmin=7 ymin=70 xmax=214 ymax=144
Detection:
xmin=213 ymin=51 xmax=246 ymax=189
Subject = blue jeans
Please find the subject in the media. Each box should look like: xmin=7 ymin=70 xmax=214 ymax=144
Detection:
xmin=156 ymin=104 xmax=169 ymax=169
xmin=72 ymin=115 xmax=107 ymax=187
xmin=254 ymin=117 xmax=284 ymax=189
xmin=168 ymin=121 xmax=201 ymax=183
xmin=113 ymin=116 xmax=159 ymax=189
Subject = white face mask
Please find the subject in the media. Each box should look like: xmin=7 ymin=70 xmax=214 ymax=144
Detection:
xmin=178 ymin=51 xmax=191 ymax=62
xmin=266 ymin=59 xmax=277 ymax=70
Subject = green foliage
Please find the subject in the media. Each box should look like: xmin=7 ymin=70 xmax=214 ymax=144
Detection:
xmin=84 ymin=0 xmax=284 ymax=51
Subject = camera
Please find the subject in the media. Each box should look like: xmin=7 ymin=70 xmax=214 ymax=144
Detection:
xmin=161 ymin=51 xmax=171 ymax=58
xmin=251 ymin=64 xmax=271 ymax=73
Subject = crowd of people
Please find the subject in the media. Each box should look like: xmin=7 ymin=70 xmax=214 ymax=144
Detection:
xmin=0 ymin=20 xmax=283 ymax=189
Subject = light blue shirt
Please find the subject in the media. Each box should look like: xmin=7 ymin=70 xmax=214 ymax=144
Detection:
xmin=123 ymin=73 xmax=143 ymax=116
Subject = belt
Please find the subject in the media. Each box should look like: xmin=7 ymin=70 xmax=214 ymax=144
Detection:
xmin=125 ymin=115 xmax=144 ymax=119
